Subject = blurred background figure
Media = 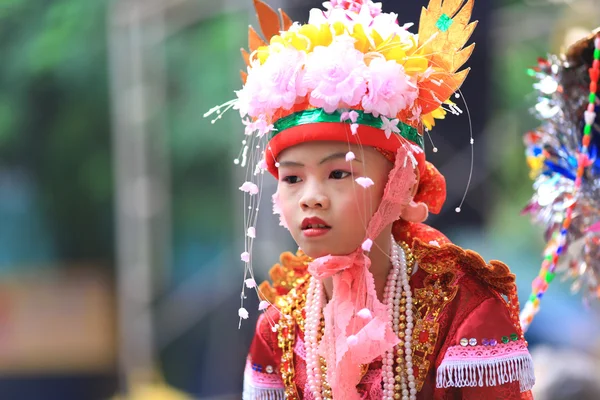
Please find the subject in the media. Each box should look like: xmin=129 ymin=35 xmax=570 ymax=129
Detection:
xmin=530 ymin=346 xmax=600 ymax=400
xmin=0 ymin=0 xmax=598 ymax=399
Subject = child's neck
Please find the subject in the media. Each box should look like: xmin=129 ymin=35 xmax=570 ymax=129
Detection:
xmin=322 ymin=228 xmax=393 ymax=303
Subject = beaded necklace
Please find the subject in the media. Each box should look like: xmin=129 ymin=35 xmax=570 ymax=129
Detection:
xmin=304 ymin=236 xmax=417 ymax=400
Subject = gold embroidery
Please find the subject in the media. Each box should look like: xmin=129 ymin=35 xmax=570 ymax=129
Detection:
xmin=410 ymin=239 xmax=459 ymax=391
xmin=259 ymin=249 xmax=312 ymax=304
xmin=409 ymin=238 xmax=525 ymax=390
xmin=277 ymin=278 xmax=309 ymax=399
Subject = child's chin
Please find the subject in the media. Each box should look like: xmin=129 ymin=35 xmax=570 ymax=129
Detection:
xmin=300 ymin=244 xmax=357 ymax=260
xmin=301 ymin=247 xmax=329 ymax=259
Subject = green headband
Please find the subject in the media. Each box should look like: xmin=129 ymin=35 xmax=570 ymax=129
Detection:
xmin=270 ymin=109 xmax=424 ymax=149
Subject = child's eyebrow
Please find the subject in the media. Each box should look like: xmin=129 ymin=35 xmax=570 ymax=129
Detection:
xmin=279 ymin=152 xmax=362 ymax=167
xmin=278 ymin=160 xmax=304 ymax=167
xmin=319 ymin=152 xmax=361 ymax=164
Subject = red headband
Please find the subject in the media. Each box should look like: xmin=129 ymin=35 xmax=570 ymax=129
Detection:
xmin=266 ymin=122 xmax=446 ymax=214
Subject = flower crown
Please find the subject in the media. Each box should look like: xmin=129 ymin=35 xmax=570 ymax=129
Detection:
xmin=205 ymin=0 xmax=480 ymax=334
xmin=208 ymin=0 xmax=476 ymax=155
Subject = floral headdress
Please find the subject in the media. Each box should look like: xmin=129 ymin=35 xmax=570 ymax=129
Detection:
xmin=227 ymin=0 xmax=476 ymax=176
xmin=206 ymin=0 xmax=477 ymax=397
xmin=520 ymin=29 xmax=600 ymax=331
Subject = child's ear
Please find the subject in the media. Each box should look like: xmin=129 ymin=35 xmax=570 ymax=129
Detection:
xmin=409 ymin=164 xmax=420 ymax=197
xmin=400 ymin=200 xmax=428 ymax=223
xmin=400 ymin=166 xmax=427 ymax=222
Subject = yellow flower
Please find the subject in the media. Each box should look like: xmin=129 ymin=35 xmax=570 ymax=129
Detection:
xmin=422 ymin=105 xmax=447 ymax=131
xmin=350 ymin=24 xmax=371 ymax=53
xmin=402 ymin=35 xmax=429 ymax=73
xmin=374 ymin=31 xmax=429 ymax=74
xmin=272 ymin=32 xmax=309 ymax=52
xmin=375 ymin=33 xmax=407 ymax=63
xmin=298 ymin=23 xmax=333 ymax=50
xmin=255 ymin=46 xmax=270 ymax=64
xmin=371 ymin=30 xmax=386 ymax=48
xmin=332 ymin=21 xmax=346 ymax=36
xmin=271 ymin=24 xmax=334 ymax=53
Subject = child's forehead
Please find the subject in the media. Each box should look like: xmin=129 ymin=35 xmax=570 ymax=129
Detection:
xmin=278 ymin=141 xmax=374 ymax=160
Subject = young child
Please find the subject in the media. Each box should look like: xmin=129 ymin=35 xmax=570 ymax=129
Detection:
xmin=206 ymin=0 xmax=535 ymax=398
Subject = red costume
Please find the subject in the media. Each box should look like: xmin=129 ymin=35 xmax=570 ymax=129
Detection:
xmin=244 ymin=222 xmax=534 ymax=399
xmin=205 ymin=0 xmax=537 ymax=397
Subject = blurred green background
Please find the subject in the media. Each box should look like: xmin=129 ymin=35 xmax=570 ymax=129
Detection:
xmin=0 ymin=0 xmax=599 ymax=399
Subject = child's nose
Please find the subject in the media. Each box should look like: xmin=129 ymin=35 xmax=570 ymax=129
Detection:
xmin=299 ymin=183 xmax=330 ymax=210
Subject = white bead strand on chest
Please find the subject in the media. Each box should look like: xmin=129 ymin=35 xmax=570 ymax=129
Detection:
xmin=397 ymin=241 xmax=416 ymax=400
xmin=382 ymin=236 xmax=402 ymax=400
xmin=304 ymin=276 xmax=324 ymax=400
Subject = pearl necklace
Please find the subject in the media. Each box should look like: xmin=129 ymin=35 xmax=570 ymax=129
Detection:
xmin=304 ymin=235 xmax=416 ymax=400
xmin=306 ymin=276 xmax=326 ymax=400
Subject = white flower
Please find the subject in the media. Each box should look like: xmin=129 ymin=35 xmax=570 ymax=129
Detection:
xmin=381 ymin=116 xmax=400 ymax=139
xmin=357 ymin=308 xmax=373 ymax=320
xmin=238 ymin=307 xmax=249 ymax=319
xmin=371 ymin=12 xmax=411 ymax=42
xmin=242 ymin=116 xmax=274 ymax=137
xmin=355 ymin=177 xmax=375 ymax=188
xmin=239 ymin=181 xmax=259 ymax=195
xmin=240 ymin=252 xmax=250 ymax=262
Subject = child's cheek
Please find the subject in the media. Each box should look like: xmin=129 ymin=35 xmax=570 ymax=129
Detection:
xmin=272 ymin=191 xmax=290 ymax=230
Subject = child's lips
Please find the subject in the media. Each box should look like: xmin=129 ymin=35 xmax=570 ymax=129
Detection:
xmin=302 ymin=226 xmax=332 ymax=238
xmin=301 ymin=217 xmax=332 ymax=237
xmin=301 ymin=217 xmax=331 ymax=230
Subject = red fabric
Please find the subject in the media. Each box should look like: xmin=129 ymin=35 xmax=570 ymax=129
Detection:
xmin=393 ymin=220 xmax=451 ymax=247
xmin=425 ymin=280 xmax=530 ymax=400
xmin=414 ymin=162 xmax=446 ymax=214
xmin=247 ymin=307 xmax=283 ymax=372
xmin=246 ymin=234 xmax=534 ymax=399
xmin=265 ymin=122 xmax=425 ymax=178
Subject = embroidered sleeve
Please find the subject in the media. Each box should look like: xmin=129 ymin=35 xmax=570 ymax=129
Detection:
xmin=436 ymin=297 xmax=535 ymax=397
xmin=243 ymin=310 xmax=286 ymax=400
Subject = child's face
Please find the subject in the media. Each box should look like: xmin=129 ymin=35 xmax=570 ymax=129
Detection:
xmin=276 ymin=141 xmax=393 ymax=259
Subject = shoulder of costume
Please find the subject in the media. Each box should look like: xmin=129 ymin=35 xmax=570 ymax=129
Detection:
xmin=411 ymin=238 xmax=518 ymax=298
xmin=399 ymin=226 xmax=535 ymax=393
xmin=395 ymin=221 xmax=517 ymax=298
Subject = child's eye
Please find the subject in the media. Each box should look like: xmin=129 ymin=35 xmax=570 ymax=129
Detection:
xmin=282 ymin=175 xmax=302 ymax=184
xmin=330 ymin=170 xmax=351 ymax=180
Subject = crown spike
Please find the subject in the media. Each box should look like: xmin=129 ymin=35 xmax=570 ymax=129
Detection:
xmin=241 ymin=48 xmax=250 ymax=67
xmin=248 ymin=25 xmax=267 ymax=53
xmin=253 ymin=0 xmax=282 ymax=42
xmin=279 ymin=8 xmax=294 ymax=31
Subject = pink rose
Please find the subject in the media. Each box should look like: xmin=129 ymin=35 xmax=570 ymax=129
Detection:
xmin=304 ymin=38 xmax=367 ymax=113
xmin=324 ymin=0 xmax=381 ymax=16
xmin=235 ymin=47 xmax=307 ymax=118
xmin=362 ymin=57 xmax=418 ymax=118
